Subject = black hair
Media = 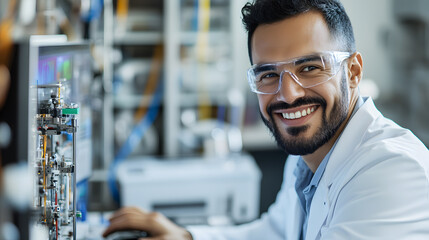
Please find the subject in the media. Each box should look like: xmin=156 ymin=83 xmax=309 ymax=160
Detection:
xmin=241 ymin=0 xmax=356 ymax=64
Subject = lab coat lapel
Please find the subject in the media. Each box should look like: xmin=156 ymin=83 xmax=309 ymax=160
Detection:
xmin=323 ymin=97 xmax=379 ymax=186
xmin=285 ymin=187 xmax=304 ymax=240
xmin=305 ymin=180 xmax=329 ymax=240
xmin=305 ymin=98 xmax=379 ymax=240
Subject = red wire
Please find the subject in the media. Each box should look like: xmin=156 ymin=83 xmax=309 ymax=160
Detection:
xmin=56 ymin=192 xmax=58 ymax=239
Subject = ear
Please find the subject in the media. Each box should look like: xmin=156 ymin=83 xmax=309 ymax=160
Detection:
xmin=347 ymin=52 xmax=363 ymax=89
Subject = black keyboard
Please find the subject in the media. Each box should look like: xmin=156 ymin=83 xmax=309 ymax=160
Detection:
xmin=107 ymin=230 xmax=149 ymax=240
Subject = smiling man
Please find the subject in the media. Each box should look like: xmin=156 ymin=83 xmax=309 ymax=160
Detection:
xmin=251 ymin=12 xmax=358 ymax=172
xmin=103 ymin=0 xmax=429 ymax=239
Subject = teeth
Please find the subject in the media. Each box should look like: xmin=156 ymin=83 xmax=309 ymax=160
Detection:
xmin=282 ymin=107 xmax=316 ymax=120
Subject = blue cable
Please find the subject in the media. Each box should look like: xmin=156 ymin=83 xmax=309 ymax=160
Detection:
xmin=108 ymin=80 xmax=164 ymax=203
xmin=193 ymin=0 xmax=199 ymax=31
xmin=216 ymin=105 xmax=226 ymax=127
xmin=81 ymin=0 xmax=103 ymax=22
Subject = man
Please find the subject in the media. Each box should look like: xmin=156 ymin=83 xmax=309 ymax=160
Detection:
xmin=103 ymin=0 xmax=429 ymax=239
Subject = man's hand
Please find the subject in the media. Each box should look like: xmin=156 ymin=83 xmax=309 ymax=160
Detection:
xmin=102 ymin=207 xmax=193 ymax=240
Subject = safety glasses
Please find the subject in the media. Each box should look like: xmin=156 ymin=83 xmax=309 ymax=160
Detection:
xmin=247 ymin=51 xmax=351 ymax=94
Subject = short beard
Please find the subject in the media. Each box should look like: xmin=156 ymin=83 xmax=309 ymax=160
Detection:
xmin=260 ymin=74 xmax=349 ymax=156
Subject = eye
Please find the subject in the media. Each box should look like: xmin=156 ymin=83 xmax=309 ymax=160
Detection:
xmin=301 ymin=65 xmax=320 ymax=72
xmin=260 ymin=72 xmax=279 ymax=80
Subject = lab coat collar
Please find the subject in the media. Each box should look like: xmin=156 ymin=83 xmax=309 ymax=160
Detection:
xmin=323 ymin=96 xmax=377 ymax=186
xmin=305 ymin=97 xmax=379 ymax=240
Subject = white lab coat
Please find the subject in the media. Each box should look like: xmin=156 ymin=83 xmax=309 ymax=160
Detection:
xmin=188 ymin=98 xmax=429 ymax=240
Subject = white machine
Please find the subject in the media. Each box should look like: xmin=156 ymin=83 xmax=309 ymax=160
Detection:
xmin=117 ymin=154 xmax=261 ymax=226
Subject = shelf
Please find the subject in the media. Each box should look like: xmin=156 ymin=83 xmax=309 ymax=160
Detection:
xmin=114 ymin=31 xmax=163 ymax=45
xmin=180 ymin=92 xmax=232 ymax=107
xmin=114 ymin=94 xmax=156 ymax=109
xmin=105 ymin=0 xmax=249 ymax=158
xmin=180 ymin=31 xmax=230 ymax=45
xmin=113 ymin=31 xmax=230 ymax=46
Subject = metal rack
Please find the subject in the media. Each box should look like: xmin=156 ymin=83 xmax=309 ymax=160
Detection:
xmin=101 ymin=0 xmax=249 ymax=162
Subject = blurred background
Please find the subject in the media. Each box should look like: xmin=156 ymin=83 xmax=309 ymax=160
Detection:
xmin=0 ymin=0 xmax=428 ymax=239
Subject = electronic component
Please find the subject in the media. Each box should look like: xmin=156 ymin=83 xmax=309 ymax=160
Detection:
xmin=32 ymin=82 xmax=80 ymax=239
xmin=22 ymin=36 xmax=94 ymax=240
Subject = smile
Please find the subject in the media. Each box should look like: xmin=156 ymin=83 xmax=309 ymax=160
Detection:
xmin=281 ymin=106 xmax=316 ymax=120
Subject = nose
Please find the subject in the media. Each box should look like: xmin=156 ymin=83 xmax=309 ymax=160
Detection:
xmin=276 ymin=70 xmax=306 ymax=103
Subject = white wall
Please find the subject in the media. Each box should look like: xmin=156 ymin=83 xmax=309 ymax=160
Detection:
xmin=341 ymin=0 xmax=396 ymax=99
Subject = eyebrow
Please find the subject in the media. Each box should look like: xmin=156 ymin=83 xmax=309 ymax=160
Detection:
xmin=254 ymin=64 xmax=276 ymax=75
xmin=294 ymin=55 xmax=322 ymax=65
xmin=253 ymin=54 xmax=323 ymax=74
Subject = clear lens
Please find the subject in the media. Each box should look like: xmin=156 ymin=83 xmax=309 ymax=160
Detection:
xmin=247 ymin=51 xmax=351 ymax=94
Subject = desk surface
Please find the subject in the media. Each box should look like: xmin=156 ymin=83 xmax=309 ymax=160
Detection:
xmin=77 ymin=212 xmax=111 ymax=240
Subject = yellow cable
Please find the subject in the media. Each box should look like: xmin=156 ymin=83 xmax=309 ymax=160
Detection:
xmin=197 ymin=0 xmax=210 ymax=61
xmin=0 ymin=19 xmax=13 ymax=66
xmin=134 ymin=44 xmax=163 ymax=123
xmin=0 ymin=0 xmax=16 ymax=66
xmin=42 ymin=135 xmax=47 ymax=221
xmin=197 ymin=0 xmax=212 ymax=120
xmin=4 ymin=0 xmax=17 ymax=20
xmin=117 ymin=0 xmax=129 ymax=27
xmin=117 ymin=0 xmax=129 ymax=18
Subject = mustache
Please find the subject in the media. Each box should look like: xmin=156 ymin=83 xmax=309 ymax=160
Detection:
xmin=266 ymin=97 xmax=326 ymax=115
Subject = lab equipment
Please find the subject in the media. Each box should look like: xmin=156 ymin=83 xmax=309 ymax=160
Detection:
xmin=32 ymin=82 xmax=80 ymax=239
xmin=117 ymin=154 xmax=261 ymax=226
xmin=16 ymin=35 xmax=93 ymax=239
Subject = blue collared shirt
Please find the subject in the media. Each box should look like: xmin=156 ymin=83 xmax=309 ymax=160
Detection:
xmin=294 ymin=96 xmax=364 ymax=239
